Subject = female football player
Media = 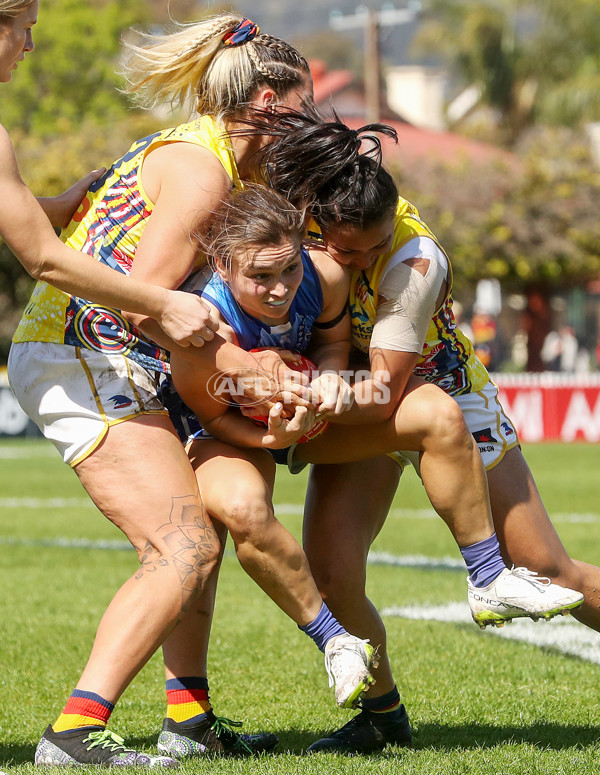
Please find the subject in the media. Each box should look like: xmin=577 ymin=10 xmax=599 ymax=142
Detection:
xmin=158 ymin=183 xmax=379 ymax=757
xmin=0 ymin=0 xmax=216 ymax=347
xmin=256 ymin=111 xmax=600 ymax=753
xmin=7 ymin=13 xmax=351 ymax=766
xmin=166 ymin=170 xmax=582 ymax=758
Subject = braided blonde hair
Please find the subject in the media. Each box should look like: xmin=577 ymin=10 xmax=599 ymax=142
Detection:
xmin=0 ymin=0 xmax=35 ymax=20
xmin=121 ymin=13 xmax=310 ymax=119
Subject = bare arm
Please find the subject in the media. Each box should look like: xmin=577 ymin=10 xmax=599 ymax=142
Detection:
xmin=334 ymin=256 xmax=443 ymax=424
xmin=0 ymin=124 xmax=215 ymax=347
xmin=346 ymin=347 xmax=421 ymax=424
xmin=171 ymin=316 xmax=314 ymax=449
xmin=306 ymin=248 xmax=353 ymax=416
xmin=205 ymin=404 xmax=315 ymax=450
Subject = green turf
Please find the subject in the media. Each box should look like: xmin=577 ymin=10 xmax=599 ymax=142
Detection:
xmin=1 ymin=439 xmax=600 ymax=773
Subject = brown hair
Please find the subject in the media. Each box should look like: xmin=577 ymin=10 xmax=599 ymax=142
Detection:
xmin=197 ymin=185 xmax=305 ymax=275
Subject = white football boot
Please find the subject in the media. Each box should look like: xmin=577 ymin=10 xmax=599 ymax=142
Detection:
xmin=324 ymin=634 xmax=377 ymax=708
xmin=468 ymin=566 xmax=584 ymax=628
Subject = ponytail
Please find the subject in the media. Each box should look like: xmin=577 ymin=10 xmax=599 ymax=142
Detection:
xmin=121 ymin=14 xmax=310 ymax=118
xmin=254 ymin=110 xmax=399 ymax=229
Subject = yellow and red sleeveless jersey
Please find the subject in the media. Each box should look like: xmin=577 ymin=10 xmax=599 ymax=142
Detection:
xmin=13 ymin=116 xmax=242 ymax=373
xmin=347 ymin=197 xmax=489 ymax=396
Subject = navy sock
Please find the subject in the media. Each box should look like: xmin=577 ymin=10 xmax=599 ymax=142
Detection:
xmin=460 ymin=533 xmax=506 ymax=587
xmin=299 ymin=602 xmax=346 ymax=652
xmin=362 ymin=685 xmax=401 ymax=714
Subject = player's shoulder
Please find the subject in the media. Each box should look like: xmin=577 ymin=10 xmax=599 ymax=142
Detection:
xmin=144 ymin=139 xmax=231 ymax=198
xmin=307 ymin=245 xmax=350 ymax=287
xmin=0 ymin=123 xmax=18 ymax=173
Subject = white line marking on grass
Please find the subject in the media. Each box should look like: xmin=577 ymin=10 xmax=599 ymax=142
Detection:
xmin=383 ymin=602 xmax=600 ymax=665
xmin=0 ymin=497 xmax=92 ymax=509
xmin=3 ymin=498 xmax=600 ymax=526
xmin=274 ymin=503 xmax=304 ymax=515
xmin=0 ymin=446 xmax=56 ymax=459
xmin=0 ymin=536 xmax=131 ymax=550
xmin=368 ymin=552 xmax=463 ymax=570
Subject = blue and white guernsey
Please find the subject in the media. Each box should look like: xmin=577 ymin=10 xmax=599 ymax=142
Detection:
xmin=200 ymin=246 xmax=323 ymax=351
xmin=162 ymin=246 xmax=324 ymax=443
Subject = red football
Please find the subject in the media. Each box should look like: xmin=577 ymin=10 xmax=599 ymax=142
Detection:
xmin=248 ymin=348 xmax=329 ymax=443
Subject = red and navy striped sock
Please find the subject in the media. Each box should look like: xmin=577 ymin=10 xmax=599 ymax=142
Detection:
xmin=362 ymin=685 xmax=402 ymax=716
xmin=166 ymin=677 xmax=211 ymax=726
xmin=52 ymin=690 xmax=114 ymax=733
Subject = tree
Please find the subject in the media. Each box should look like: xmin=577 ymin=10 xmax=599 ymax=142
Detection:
xmin=0 ymin=0 xmax=149 ymax=135
xmin=393 ymin=126 xmax=600 ymax=369
xmin=416 ymin=0 xmax=600 ymax=144
xmin=527 ymin=0 xmax=600 ymax=127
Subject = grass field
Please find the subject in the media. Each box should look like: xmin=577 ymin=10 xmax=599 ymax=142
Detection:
xmin=2 ymin=438 xmax=600 ymax=773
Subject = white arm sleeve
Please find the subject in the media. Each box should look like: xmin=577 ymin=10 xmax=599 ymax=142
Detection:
xmin=370 ymin=245 xmax=448 ymax=354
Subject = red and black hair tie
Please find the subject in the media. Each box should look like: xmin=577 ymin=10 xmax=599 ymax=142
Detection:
xmin=222 ymin=19 xmax=260 ymax=47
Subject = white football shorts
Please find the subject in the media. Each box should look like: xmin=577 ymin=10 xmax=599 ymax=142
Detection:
xmin=7 ymin=341 xmax=166 ymax=467
xmin=390 ymin=378 xmax=520 ymax=474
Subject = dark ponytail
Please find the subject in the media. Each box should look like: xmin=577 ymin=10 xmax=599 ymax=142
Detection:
xmin=307 ymin=155 xmax=398 ymax=230
xmin=249 ymin=108 xmax=400 ymax=229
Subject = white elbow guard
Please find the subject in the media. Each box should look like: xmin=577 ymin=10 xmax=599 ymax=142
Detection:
xmin=370 ymin=258 xmax=447 ymax=353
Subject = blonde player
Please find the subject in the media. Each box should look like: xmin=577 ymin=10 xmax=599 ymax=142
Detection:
xmin=0 ymin=0 xmax=217 ymax=347
xmin=7 ymin=14 xmax=345 ymax=766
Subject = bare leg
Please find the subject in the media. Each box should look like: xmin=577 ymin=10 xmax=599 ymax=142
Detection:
xmin=488 ymin=446 xmax=600 ymax=631
xmin=190 ymin=440 xmax=323 ymax=625
xmin=304 ymin=457 xmax=401 ymax=699
xmin=162 ymin=517 xmax=228 ymax=681
xmin=72 ymin=415 xmax=219 ymax=702
xmin=298 ymin=377 xmax=494 ymax=547
xmin=163 ymin=439 xmax=326 ymax=684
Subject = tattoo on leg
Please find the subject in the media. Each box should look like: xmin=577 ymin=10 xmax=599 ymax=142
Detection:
xmin=135 ymin=541 xmax=169 ymax=578
xmin=134 ymin=496 xmax=217 ymax=596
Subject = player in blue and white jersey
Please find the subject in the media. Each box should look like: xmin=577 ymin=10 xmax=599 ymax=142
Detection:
xmin=164 ymin=182 xmax=583 ymax=758
xmin=256 ymin=111 xmax=599 ymax=754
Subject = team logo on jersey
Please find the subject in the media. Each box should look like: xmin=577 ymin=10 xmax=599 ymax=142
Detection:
xmin=72 ymin=305 xmax=136 ymax=355
xmin=501 ymin=421 xmax=514 ymax=436
xmin=109 ymin=395 xmax=133 ymax=409
xmin=473 ymin=428 xmax=498 ymax=444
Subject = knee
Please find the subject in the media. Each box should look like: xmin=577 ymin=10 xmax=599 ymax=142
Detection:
xmin=424 ymin=393 xmax=471 ymax=453
xmin=133 ymin=526 xmax=221 ymax=596
xmin=222 ymin=487 xmax=273 ymax=547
